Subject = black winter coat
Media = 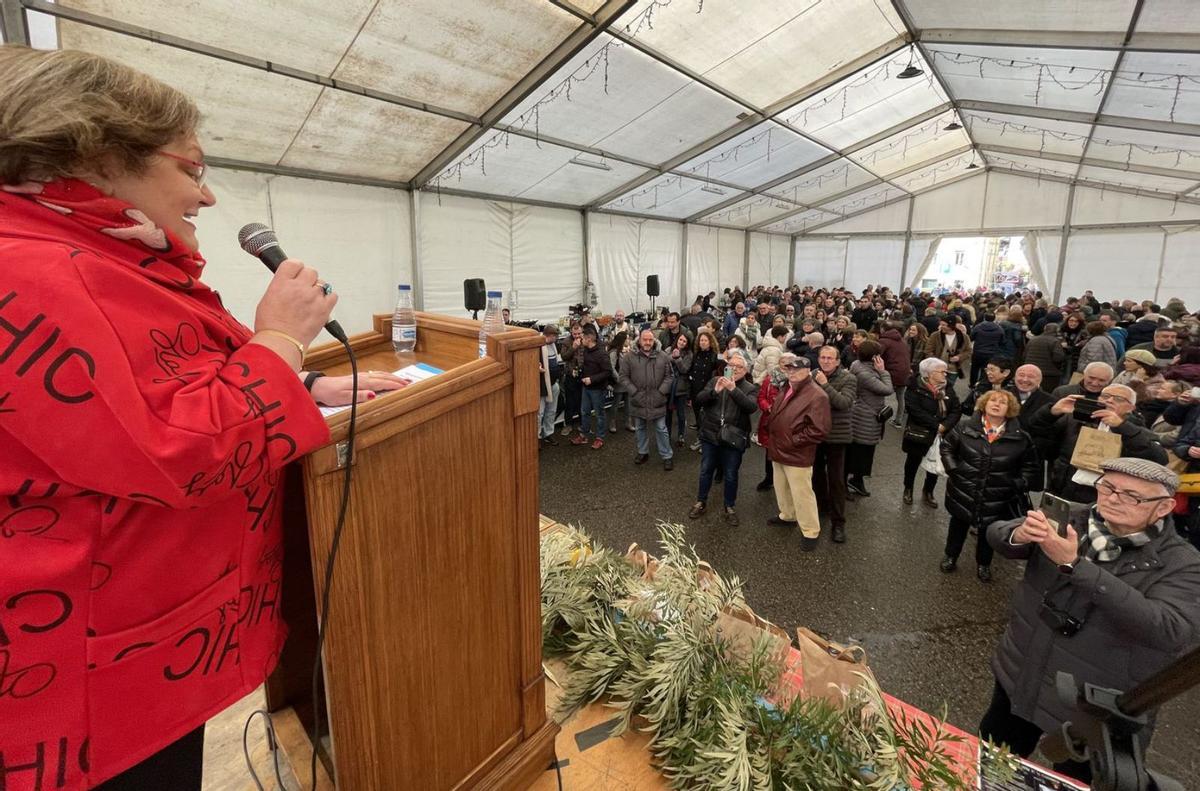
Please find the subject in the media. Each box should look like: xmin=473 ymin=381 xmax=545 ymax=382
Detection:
xmin=970 ymin=321 xmax=1004 ymax=357
xmin=901 ymin=376 xmax=962 ymax=454
xmin=940 ymin=416 xmax=1040 ymax=527
xmin=580 ymin=344 xmax=612 ymax=390
xmin=696 ymin=376 xmax=758 ymax=446
xmin=688 ymin=349 xmax=719 ymax=397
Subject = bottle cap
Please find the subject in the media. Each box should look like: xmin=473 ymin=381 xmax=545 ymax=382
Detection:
xmin=398 ymin=284 xmax=411 ymax=291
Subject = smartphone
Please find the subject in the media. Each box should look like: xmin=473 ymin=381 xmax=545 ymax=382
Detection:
xmin=1039 ymin=493 xmax=1072 ymax=537
xmin=724 ymin=366 xmax=733 ymax=379
xmin=1072 ymin=396 xmax=1103 ymax=422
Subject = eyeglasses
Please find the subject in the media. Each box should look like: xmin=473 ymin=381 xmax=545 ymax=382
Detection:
xmin=1095 ymin=479 xmax=1172 ymax=506
xmin=159 ymin=151 xmax=208 ymax=187
xmin=1098 ymin=393 xmax=1130 ymax=404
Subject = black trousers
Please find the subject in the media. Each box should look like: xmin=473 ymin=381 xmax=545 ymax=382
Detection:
xmin=94 ymin=725 xmax=205 ymax=791
xmin=902 ymin=447 xmax=938 ymax=493
xmin=844 ymin=442 xmax=876 ymax=479
xmin=944 ymin=515 xmax=994 ymax=566
xmin=762 ymin=446 xmax=773 ymax=485
xmin=812 ymin=443 xmax=847 ymax=527
xmin=978 ymin=679 xmax=1092 ymax=785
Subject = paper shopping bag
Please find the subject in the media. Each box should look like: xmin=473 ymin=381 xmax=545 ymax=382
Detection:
xmin=1069 ymin=426 xmax=1122 ymax=473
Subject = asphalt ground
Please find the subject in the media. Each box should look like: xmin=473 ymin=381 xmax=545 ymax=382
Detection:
xmin=538 ymin=402 xmax=1200 ymax=782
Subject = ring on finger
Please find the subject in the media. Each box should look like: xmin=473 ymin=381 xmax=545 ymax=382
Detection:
xmin=316 ymin=280 xmax=333 ymax=296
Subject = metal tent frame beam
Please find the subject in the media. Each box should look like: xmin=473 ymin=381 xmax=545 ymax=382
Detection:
xmin=588 ymin=36 xmax=913 ymax=210
xmin=796 ymin=168 xmax=986 ymax=236
xmin=744 ymin=139 xmax=974 ymax=232
xmin=891 ymin=1 xmax=987 ymax=169
xmin=1 ymin=0 xmax=30 ymax=44
xmin=955 ymin=99 xmax=1200 ymax=140
xmin=979 ymin=144 xmax=1200 ymax=185
xmin=685 ymin=100 xmax=957 ymax=224
xmin=411 ymin=0 xmax=635 ymax=187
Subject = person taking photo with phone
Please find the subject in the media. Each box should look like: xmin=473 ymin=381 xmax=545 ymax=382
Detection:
xmin=1029 ymin=383 xmax=1168 ymax=502
xmin=981 ymin=458 xmax=1200 ymax=786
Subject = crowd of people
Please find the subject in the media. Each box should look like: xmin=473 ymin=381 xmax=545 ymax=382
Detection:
xmin=535 ymin=282 xmax=1200 ymax=784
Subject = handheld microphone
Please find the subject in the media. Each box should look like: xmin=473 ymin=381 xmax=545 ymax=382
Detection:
xmin=237 ymin=222 xmax=347 ymax=343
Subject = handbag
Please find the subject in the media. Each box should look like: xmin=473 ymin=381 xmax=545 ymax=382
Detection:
xmin=903 ymin=423 xmax=935 ymax=444
xmin=875 ymin=404 xmax=894 ymax=423
xmin=717 ymin=390 xmax=750 ymax=450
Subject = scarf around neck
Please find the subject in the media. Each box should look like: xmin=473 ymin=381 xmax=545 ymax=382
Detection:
xmin=2 ymin=178 xmax=207 ymax=280
xmin=1083 ymin=509 xmax=1156 ymax=563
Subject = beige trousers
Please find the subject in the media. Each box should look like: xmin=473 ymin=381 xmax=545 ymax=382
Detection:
xmin=772 ymin=462 xmax=821 ymax=539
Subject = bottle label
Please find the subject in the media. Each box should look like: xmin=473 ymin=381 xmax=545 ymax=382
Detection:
xmin=394 ymin=326 xmax=416 ymax=342
xmin=479 ymin=341 xmax=488 ymax=358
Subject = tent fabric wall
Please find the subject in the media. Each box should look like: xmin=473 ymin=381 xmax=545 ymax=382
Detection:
xmin=905 ymin=236 xmax=941 ymax=290
xmin=982 ymin=173 xmax=1070 ymax=230
xmin=1071 ymin=185 xmax=1200 ymax=227
xmin=910 ymin=175 xmax=987 ymax=232
xmin=844 ymin=237 xmax=905 ymax=294
xmin=748 ymin=233 xmax=791 ymax=288
xmin=422 ymin=193 xmax=583 ymax=321
xmin=195 ymin=167 xmax=412 ymax=336
xmin=1160 ymin=227 xmax=1200 ymax=308
xmin=589 ymin=214 xmax=682 ymax=315
xmin=685 ymin=225 xmax=744 ymax=299
xmin=1058 ymin=229 xmax=1168 ymax=303
xmin=793 ymin=238 xmax=848 ymax=288
xmin=805 ymin=198 xmax=911 ymax=235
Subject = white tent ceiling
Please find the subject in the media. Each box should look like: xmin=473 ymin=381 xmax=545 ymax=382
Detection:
xmin=3 ymin=0 xmax=1200 ymax=315
xmin=5 ymin=0 xmax=1199 ymax=233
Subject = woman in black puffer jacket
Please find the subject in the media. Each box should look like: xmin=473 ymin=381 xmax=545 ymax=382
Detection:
xmin=901 ymin=357 xmax=962 ymax=508
xmin=939 ymin=389 xmax=1041 ymax=582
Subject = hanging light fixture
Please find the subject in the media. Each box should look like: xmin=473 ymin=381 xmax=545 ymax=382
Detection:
xmin=897 ymin=45 xmax=924 ymax=79
xmin=944 ymin=120 xmax=963 ymax=131
xmin=966 ymin=150 xmax=981 ymax=170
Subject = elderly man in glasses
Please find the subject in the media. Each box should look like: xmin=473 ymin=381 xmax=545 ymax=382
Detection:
xmin=980 ymin=458 xmax=1200 ymax=785
xmin=1030 ymin=382 xmax=1168 ymax=503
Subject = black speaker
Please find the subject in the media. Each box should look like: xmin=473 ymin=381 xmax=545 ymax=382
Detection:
xmin=646 ymin=275 xmax=660 ymax=298
xmin=464 ymin=278 xmax=486 ymax=312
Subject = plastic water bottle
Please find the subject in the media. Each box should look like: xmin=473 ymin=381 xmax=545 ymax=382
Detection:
xmin=478 ymin=290 xmax=504 ymax=358
xmin=392 ymin=284 xmax=417 ymax=353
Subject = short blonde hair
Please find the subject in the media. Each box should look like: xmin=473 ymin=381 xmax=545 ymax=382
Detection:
xmin=976 ymin=389 xmax=1021 ymax=418
xmin=0 ymin=46 xmax=199 ymax=183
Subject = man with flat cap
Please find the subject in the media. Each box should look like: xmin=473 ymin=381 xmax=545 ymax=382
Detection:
xmin=981 ymin=458 xmax=1200 ymax=785
xmin=764 ymin=352 xmax=831 ymax=551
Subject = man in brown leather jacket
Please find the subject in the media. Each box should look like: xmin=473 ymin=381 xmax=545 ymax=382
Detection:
xmin=766 ymin=353 xmax=832 ymax=551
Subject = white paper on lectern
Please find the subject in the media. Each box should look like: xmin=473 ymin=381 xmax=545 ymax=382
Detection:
xmin=318 ymin=363 xmax=444 ymax=418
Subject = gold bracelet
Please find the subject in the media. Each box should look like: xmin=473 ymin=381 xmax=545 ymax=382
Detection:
xmin=256 ymin=329 xmax=305 ymax=357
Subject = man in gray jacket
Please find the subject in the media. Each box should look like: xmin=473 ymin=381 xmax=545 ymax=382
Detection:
xmin=982 ymin=458 xmax=1200 ymax=785
xmin=811 ymin=346 xmax=857 ymax=543
xmin=619 ymin=329 xmax=676 ymax=470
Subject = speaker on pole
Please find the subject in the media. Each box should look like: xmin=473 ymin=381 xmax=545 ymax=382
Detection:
xmin=646 ymin=275 xmax=660 ymax=297
xmin=464 ymin=278 xmax=486 ymax=318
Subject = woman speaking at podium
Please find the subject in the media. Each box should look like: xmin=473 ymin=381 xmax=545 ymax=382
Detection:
xmin=0 ymin=46 xmax=397 ymax=790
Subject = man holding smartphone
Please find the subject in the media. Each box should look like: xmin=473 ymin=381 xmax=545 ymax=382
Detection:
xmin=981 ymin=458 xmax=1200 ymax=785
xmin=1030 ymin=383 xmax=1168 ymax=502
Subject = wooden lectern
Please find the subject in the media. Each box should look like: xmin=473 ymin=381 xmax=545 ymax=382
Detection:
xmin=266 ymin=312 xmax=556 ymax=789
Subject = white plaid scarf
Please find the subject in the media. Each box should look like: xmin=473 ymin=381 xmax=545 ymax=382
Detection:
xmin=1082 ymin=510 xmax=1155 ymax=563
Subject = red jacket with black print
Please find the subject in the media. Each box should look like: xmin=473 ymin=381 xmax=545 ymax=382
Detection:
xmin=0 ymin=180 xmax=329 ymax=789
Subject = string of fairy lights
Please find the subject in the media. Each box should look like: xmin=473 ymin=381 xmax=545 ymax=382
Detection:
xmin=928 ymin=49 xmax=1200 ymax=122
xmin=427 ymin=7 xmax=1200 ymax=217
xmin=428 ymin=0 xmax=704 ymax=190
xmin=964 ymin=114 xmax=1200 ymax=169
xmin=985 ymin=153 xmax=1192 ymax=214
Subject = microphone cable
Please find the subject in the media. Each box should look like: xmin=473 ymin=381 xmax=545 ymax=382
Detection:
xmin=309 ymin=337 xmax=358 ymax=790
xmin=239 ymin=338 xmax=358 ymax=790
